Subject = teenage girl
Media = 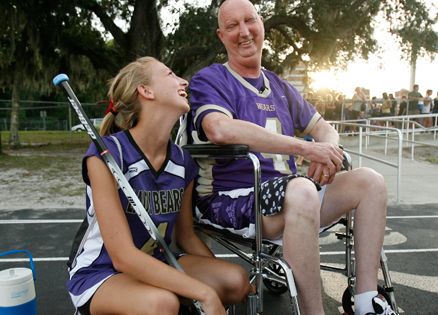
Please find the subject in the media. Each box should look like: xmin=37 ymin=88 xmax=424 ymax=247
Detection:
xmin=67 ymin=56 xmax=250 ymax=315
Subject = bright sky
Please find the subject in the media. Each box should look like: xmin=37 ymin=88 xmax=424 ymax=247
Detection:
xmin=309 ymin=3 xmax=438 ymax=98
xmin=308 ymin=35 xmax=438 ymax=99
xmin=115 ymin=1 xmax=437 ymax=99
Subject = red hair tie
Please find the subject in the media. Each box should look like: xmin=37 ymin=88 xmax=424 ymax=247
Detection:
xmin=105 ymin=100 xmax=118 ymax=116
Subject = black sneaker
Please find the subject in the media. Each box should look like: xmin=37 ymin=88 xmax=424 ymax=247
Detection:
xmin=365 ymin=295 xmax=396 ymax=315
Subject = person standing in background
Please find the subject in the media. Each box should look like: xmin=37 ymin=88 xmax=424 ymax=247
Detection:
xmin=352 ymin=87 xmax=367 ymax=120
xmin=433 ymin=91 xmax=438 ymax=126
xmin=422 ymin=89 xmax=433 ymax=128
xmin=398 ymin=95 xmax=407 ymax=116
xmin=408 ymin=84 xmax=423 ymax=115
xmin=389 ymin=93 xmax=397 ymax=116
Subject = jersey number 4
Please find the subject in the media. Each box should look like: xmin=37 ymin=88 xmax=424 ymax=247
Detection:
xmin=261 ymin=118 xmax=293 ymax=174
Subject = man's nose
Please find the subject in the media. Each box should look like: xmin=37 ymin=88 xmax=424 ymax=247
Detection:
xmin=239 ymin=21 xmax=250 ymax=37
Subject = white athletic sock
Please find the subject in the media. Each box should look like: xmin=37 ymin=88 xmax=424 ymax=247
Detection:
xmin=354 ymin=291 xmax=378 ymax=315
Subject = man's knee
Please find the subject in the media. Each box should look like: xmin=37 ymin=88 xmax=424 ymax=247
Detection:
xmin=283 ymin=178 xmax=320 ymax=227
xmin=354 ymin=167 xmax=387 ymax=197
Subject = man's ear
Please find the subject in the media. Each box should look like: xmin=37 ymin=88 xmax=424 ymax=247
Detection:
xmin=138 ymin=85 xmax=154 ymax=100
xmin=217 ymin=28 xmax=224 ymax=43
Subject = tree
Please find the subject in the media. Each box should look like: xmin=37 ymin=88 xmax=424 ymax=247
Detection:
xmin=0 ymin=1 xmax=112 ymax=147
xmin=2 ymin=2 xmax=53 ymax=145
xmin=388 ymin=0 xmax=438 ymax=86
xmin=1 ymin=0 xmax=436 ymax=135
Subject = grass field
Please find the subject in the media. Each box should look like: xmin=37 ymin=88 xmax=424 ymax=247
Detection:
xmin=0 ymin=130 xmax=90 ymax=146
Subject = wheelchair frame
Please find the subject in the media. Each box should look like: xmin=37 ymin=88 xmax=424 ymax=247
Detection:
xmin=183 ymin=143 xmax=398 ymax=315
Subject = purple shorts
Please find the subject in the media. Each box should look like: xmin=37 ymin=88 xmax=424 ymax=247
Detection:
xmin=195 ymin=174 xmax=322 ymax=238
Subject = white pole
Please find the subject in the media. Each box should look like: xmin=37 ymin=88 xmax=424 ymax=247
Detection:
xmin=410 ymin=60 xmax=416 ymax=92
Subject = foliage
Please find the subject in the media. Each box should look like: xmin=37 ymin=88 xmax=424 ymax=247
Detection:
xmin=386 ymin=0 xmax=438 ymax=62
xmin=258 ymin=0 xmax=437 ymax=72
xmin=165 ymin=2 xmax=226 ymax=78
xmin=0 ymin=0 xmax=436 ymax=104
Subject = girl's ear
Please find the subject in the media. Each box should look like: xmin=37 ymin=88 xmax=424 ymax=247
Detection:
xmin=138 ymin=85 xmax=154 ymax=100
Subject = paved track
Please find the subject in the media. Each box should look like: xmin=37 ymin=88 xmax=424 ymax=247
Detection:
xmin=0 ymin=204 xmax=437 ymax=315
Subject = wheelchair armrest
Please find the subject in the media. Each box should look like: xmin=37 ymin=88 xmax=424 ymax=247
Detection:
xmin=182 ymin=144 xmax=249 ymax=159
xmin=341 ymin=148 xmax=352 ymax=171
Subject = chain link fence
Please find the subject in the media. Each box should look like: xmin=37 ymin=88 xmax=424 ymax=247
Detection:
xmin=0 ymin=99 xmax=108 ymax=132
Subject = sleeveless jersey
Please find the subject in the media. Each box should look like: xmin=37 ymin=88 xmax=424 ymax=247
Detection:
xmin=66 ymin=130 xmax=198 ymax=308
xmin=188 ymin=63 xmax=320 ymax=197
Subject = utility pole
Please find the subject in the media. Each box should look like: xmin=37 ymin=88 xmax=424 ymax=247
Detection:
xmin=409 ymin=59 xmax=416 ymax=90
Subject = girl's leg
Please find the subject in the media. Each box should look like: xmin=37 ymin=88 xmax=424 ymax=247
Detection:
xmin=89 ymin=273 xmax=180 ymax=315
xmin=178 ymin=255 xmax=251 ymax=305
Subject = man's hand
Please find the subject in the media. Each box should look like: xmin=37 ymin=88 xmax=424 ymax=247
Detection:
xmin=302 ymin=141 xmax=344 ymax=177
xmin=307 ymin=161 xmax=336 ymax=185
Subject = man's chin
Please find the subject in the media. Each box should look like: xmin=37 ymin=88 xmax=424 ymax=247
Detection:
xmin=238 ymin=53 xmax=261 ymax=65
xmin=238 ymin=46 xmax=259 ymax=57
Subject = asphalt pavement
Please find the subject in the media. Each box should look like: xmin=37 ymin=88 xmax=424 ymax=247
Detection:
xmin=0 ymin=134 xmax=437 ymax=314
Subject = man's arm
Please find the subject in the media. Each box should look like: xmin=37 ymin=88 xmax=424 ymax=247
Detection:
xmin=307 ymin=118 xmax=342 ymax=184
xmin=202 ymin=111 xmax=343 ymax=174
xmin=309 ymin=117 xmax=339 ymax=145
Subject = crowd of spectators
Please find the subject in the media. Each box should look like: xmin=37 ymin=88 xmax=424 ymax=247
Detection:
xmin=305 ymin=85 xmax=438 ymax=128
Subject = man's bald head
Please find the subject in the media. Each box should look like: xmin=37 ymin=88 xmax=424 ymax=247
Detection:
xmin=217 ymin=0 xmax=258 ymax=29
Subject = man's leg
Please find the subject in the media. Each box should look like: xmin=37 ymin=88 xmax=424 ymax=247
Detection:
xmin=320 ymin=167 xmax=388 ymax=313
xmin=262 ymin=177 xmax=325 ymax=315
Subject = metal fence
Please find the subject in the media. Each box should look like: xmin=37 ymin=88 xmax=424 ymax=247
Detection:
xmin=0 ymin=99 xmax=108 ymax=131
xmin=331 ymin=121 xmax=404 ymax=203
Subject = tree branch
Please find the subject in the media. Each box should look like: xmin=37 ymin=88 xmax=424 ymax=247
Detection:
xmin=264 ymin=14 xmax=314 ymax=39
xmin=78 ymin=0 xmax=128 ymax=49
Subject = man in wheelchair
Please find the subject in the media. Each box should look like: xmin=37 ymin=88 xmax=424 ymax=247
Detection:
xmin=185 ymin=0 xmax=396 ymax=314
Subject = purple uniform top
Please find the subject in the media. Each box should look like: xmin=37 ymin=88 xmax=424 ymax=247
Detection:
xmin=66 ymin=130 xmax=198 ymax=308
xmin=188 ymin=63 xmax=320 ymax=197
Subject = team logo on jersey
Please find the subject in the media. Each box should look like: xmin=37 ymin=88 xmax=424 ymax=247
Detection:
xmin=256 ymin=102 xmax=276 ymax=112
xmin=126 ymin=188 xmax=184 ymax=215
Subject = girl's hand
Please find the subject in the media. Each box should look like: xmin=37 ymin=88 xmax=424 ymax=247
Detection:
xmin=200 ymin=289 xmax=227 ymax=315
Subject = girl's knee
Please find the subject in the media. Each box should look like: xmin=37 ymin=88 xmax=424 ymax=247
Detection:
xmin=141 ymin=290 xmax=180 ymax=315
xmin=222 ymin=265 xmax=251 ymax=303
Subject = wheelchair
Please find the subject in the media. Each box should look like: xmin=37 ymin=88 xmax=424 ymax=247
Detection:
xmin=181 ymin=143 xmax=399 ymax=315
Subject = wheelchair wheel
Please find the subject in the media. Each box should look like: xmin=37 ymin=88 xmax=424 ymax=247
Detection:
xmin=263 ymin=261 xmax=288 ymax=295
xmin=342 ymin=285 xmax=390 ymax=315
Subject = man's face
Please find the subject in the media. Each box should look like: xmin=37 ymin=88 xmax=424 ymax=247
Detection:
xmin=217 ymin=0 xmax=265 ymax=66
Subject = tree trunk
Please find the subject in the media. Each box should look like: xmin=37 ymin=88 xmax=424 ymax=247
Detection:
xmin=9 ymin=76 xmax=20 ymax=149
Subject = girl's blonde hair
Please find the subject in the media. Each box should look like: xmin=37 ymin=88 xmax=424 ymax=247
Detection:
xmin=100 ymin=56 xmax=157 ymax=136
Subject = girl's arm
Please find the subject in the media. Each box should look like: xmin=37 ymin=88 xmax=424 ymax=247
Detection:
xmin=174 ymin=181 xmax=214 ymax=257
xmin=87 ymin=157 xmax=222 ymax=311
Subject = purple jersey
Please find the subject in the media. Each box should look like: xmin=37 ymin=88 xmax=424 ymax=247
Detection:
xmin=67 ymin=130 xmax=198 ymax=308
xmin=188 ymin=63 xmax=320 ymax=197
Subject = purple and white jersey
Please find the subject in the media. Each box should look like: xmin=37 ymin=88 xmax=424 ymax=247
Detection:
xmin=67 ymin=130 xmax=198 ymax=308
xmin=188 ymin=63 xmax=320 ymax=197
